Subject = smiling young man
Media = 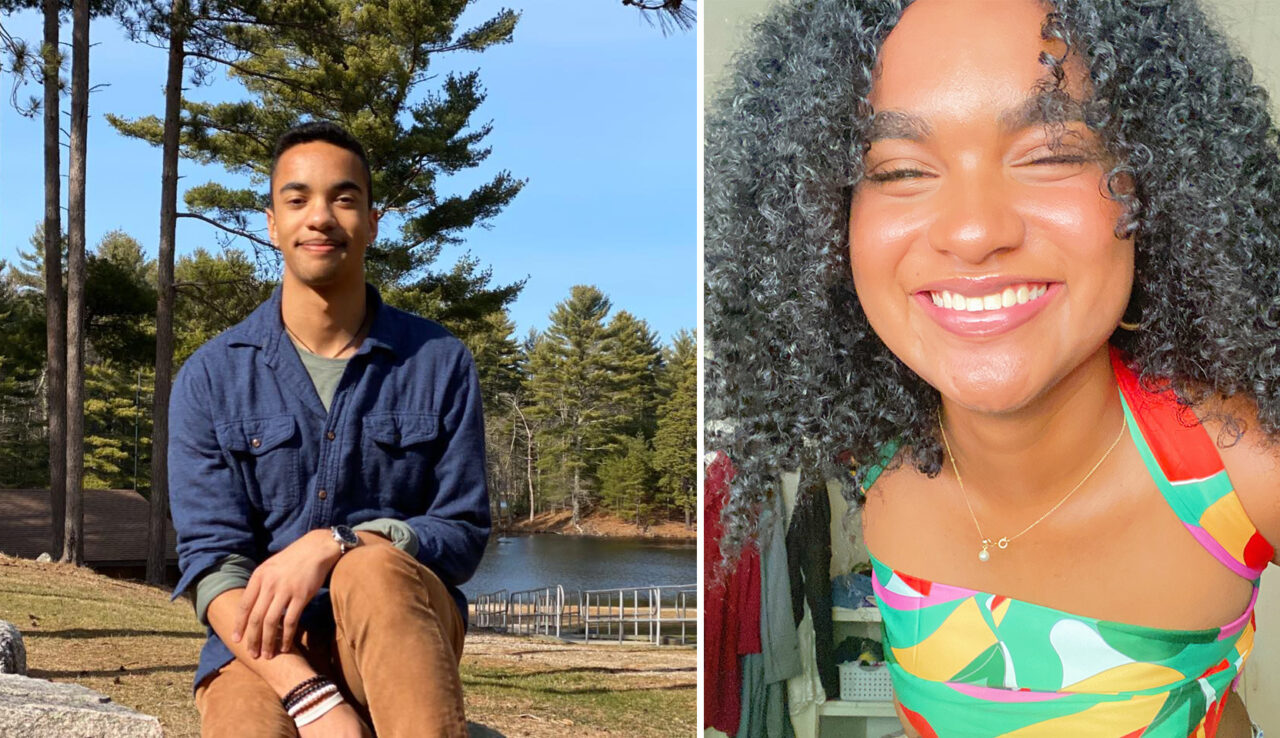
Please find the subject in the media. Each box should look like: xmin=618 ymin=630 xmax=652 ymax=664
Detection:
xmin=168 ymin=122 xmax=488 ymax=737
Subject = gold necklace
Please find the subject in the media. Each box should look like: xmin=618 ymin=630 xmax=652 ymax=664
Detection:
xmin=284 ymin=308 xmax=369 ymax=359
xmin=939 ymin=410 xmax=1128 ymax=563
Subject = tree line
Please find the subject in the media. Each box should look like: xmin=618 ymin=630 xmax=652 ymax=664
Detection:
xmin=0 ymin=241 xmax=696 ymax=533
xmin=0 ymin=0 xmax=692 ymax=582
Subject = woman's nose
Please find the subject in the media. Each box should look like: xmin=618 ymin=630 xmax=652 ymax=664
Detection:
xmin=927 ymin=172 xmax=1025 ymax=264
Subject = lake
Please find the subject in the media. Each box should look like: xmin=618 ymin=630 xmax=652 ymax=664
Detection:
xmin=460 ymin=534 xmax=696 ymax=599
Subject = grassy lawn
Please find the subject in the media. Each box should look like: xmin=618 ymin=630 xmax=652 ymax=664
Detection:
xmin=0 ymin=555 xmax=695 ymax=737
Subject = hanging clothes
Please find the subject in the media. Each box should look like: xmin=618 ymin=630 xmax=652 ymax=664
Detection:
xmin=759 ymin=488 xmax=801 ymax=737
xmin=785 ymin=475 xmax=839 ymax=700
xmin=705 ymin=452 xmax=763 ymax=735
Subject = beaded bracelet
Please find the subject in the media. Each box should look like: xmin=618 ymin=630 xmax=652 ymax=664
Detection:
xmin=287 ymin=684 xmax=339 ymax=718
xmin=281 ymin=675 xmax=332 ymax=711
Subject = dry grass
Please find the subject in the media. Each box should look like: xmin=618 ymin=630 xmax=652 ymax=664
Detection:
xmin=0 ymin=555 xmax=695 ymax=737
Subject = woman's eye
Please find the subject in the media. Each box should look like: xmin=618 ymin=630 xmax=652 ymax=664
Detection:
xmin=1025 ymin=152 xmax=1089 ymax=166
xmin=864 ymin=168 xmax=932 ymax=183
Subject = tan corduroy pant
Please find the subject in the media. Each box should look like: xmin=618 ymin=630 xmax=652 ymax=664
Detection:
xmin=195 ymin=545 xmax=467 ymax=738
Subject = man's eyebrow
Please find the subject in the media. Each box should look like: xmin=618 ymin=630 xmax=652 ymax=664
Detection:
xmin=278 ymin=181 xmax=309 ymax=194
xmin=867 ymin=110 xmax=932 ymax=143
xmin=332 ymin=179 xmax=364 ymax=196
xmin=997 ymin=94 xmax=1086 ymax=133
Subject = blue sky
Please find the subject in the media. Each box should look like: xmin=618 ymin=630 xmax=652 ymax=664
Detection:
xmin=0 ymin=1 xmax=695 ymax=342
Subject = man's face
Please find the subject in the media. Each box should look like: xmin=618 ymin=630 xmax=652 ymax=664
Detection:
xmin=267 ymin=141 xmax=378 ymax=290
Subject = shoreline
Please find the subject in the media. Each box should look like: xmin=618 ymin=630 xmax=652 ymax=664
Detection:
xmin=494 ymin=510 xmax=696 ymax=542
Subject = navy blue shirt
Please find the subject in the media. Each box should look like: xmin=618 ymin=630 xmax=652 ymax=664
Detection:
xmin=168 ymin=285 xmax=490 ymax=690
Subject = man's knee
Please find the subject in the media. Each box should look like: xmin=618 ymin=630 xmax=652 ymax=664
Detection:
xmin=330 ymin=544 xmax=449 ymax=610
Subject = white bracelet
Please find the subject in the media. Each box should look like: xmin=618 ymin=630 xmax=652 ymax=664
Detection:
xmin=293 ymin=691 xmax=345 ymax=727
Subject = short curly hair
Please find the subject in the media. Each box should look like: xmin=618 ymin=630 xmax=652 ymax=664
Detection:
xmin=705 ymin=0 xmax=1280 ymax=556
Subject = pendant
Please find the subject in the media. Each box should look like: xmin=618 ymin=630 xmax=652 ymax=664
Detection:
xmin=978 ymin=539 xmax=991 ymax=562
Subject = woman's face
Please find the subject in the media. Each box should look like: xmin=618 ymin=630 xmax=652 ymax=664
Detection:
xmin=849 ymin=0 xmax=1134 ymax=414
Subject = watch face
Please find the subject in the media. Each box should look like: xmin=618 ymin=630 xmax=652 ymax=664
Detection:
xmin=333 ymin=525 xmax=359 ymax=546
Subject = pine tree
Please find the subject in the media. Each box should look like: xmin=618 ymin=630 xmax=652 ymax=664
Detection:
xmin=653 ymin=329 xmax=695 ymax=528
xmin=604 ymin=310 xmax=663 ymax=441
xmin=598 ymin=434 xmax=656 ymax=527
xmin=526 ymin=286 xmax=622 ymax=529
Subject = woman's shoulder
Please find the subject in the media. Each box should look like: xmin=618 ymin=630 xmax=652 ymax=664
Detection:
xmin=1198 ymin=392 xmax=1280 ymax=566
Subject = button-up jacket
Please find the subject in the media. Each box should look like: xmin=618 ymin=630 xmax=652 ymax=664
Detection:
xmin=168 ymin=285 xmax=490 ymax=689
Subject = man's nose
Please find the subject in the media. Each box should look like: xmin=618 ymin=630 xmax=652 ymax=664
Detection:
xmin=927 ymin=171 xmax=1025 ymax=264
xmin=305 ymin=200 xmax=337 ymax=230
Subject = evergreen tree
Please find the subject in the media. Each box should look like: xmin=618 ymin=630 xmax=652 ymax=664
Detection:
xmin=526 ymin=285 xmax=621 ymax=529
xmin=604 ymin=310 xmax=662 ymax=441
xmin=652 ymin=329 xmax=695 ymax=527
xmin=172 ymin=246 xmax=271 ymax=366
xmin=598 ymin=434 xmax=656 ymax=527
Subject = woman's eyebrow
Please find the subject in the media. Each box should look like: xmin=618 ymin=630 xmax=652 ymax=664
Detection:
xmin=868 ymin=110 xmax=932 ymax=142
xmin=997 ymin=94 xmax=1086 ymax=133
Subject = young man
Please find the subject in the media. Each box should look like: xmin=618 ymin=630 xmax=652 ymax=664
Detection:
xmin=168 ymin=122 xmax=488 ymax=737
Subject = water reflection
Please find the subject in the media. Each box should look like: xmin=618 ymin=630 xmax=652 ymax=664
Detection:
xmin=461 ymin=534 xmax=696 ymax=598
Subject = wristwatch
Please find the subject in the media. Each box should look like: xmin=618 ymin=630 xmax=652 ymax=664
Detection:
xmin=330 ymin=525 xmax=361 ymax=556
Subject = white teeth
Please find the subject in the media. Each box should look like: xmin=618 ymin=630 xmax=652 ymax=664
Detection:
xmin=928 ymin=283 xmax=1050 ymax=313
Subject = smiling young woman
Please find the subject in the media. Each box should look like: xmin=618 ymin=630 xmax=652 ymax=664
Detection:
xmin=705 ymin=0 xmax=1280 ymax=735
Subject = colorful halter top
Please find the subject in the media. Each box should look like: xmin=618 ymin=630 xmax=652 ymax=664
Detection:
xmin=866 ymin=348 xmax=1274 ymax=737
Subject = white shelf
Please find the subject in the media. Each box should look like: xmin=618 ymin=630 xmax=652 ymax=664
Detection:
xmin=832 ymin=606 xmax=882 ymax=622
xmin=817 ymin=699 xmax=897 ymax=718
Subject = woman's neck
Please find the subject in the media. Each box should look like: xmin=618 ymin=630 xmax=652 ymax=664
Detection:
xmin=280 ymin=274 xmax=369 ymax=358
xmin=937 ymin=344 xmax=1126 ymax=508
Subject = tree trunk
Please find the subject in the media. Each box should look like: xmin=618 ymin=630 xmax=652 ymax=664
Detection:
xmin=42 ymin=0 xmax=66 ymax=561
xmin=62 ymin=0 xmax=89 ymax=566
xmin=148 ymin=0 xmax=186 ymax=586
xmin=571 ymin=466 xmax=581 ymax=530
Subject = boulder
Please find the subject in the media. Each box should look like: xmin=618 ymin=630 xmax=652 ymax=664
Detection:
xmin=0 ymin=674 xmax=162 ymax=737
xmin=0 ymin=624 xmax=23 ymax=676
xmin=34 ymin=554 xmax=51 ymax=563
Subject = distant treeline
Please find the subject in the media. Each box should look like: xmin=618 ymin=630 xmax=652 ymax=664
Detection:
xmin=0 ymin=237 xmax=695 ymax=530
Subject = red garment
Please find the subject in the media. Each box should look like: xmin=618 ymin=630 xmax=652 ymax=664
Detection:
xmin=704 ymin=452 xmax=762 ymax=735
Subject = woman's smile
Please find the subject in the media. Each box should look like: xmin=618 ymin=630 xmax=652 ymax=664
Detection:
xmin=913 ymin=280 xmax=1059 ymax=338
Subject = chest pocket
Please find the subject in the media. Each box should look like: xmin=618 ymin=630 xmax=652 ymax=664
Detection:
xmin=361 ymin=412 xmax=439 ymax=509
xmin=215 ymin=415 xmax=301 ymax=510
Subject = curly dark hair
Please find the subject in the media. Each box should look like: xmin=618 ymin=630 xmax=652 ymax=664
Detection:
xmin=705 ymin=0 xmax=1280 ymax=556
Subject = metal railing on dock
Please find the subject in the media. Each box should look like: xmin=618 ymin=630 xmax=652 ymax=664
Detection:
xmin=470 ymin=582 xmax=696 ymax=645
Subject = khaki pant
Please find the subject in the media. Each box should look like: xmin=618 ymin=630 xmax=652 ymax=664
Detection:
xmin=195 ymin=545 xmax=467 ymax=737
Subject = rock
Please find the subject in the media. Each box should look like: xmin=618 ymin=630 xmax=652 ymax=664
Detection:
xmin=0 ymin=624 xmax=23 ymax=676
xmin=0 ymin=674 xmax=162 ymax=737
xmin=34 ymin=554 xmax=51 ymax=563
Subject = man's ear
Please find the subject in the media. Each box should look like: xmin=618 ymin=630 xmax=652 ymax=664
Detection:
xmin=265 ymin=206 xmax=278 ymax=248
xmin=369 ymin=207 xmax=380 ymax=243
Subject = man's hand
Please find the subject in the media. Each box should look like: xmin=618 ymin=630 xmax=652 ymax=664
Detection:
xmin=234 ymin=529 xmax=341 ymax=659
xmin=297 ymin=702 xmax=373 ymax=738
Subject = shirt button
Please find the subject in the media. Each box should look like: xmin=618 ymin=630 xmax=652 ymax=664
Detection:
xmin=318 ymin=489 xmax=328 ymax=500
xmin=326 ymin=431 xmax=336 ymax=441
xmin=250 ymin=438 xmax=261 ymax=448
